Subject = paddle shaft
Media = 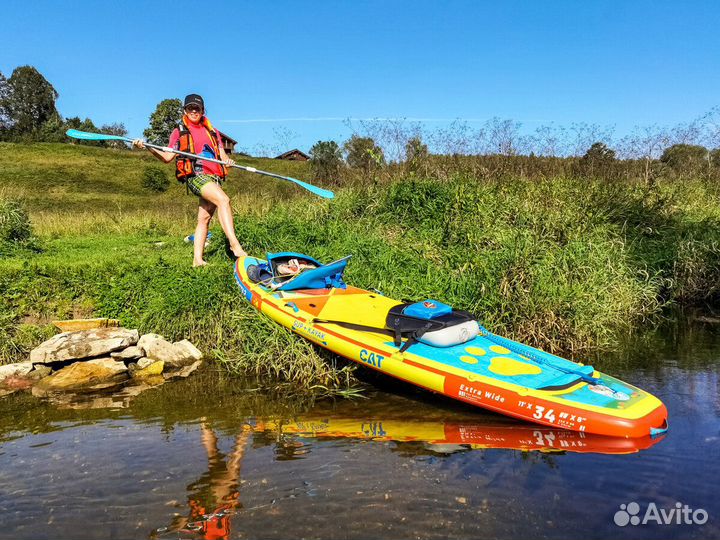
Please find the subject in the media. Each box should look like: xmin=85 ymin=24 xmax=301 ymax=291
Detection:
xmin=64 ymin=129 xmax=334 ymax=199
xmin=144 ymin=142 xmax=284 ymax=179
xmin=142 ymin=141 xmax=334 ymax=199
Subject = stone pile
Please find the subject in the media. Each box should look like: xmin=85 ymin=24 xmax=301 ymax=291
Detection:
xmin=0 ymin=327 xmax=203 ymax=399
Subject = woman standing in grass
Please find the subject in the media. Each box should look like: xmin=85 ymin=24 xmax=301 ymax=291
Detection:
xmin=133 ymin=94 xmax=247 ymax=267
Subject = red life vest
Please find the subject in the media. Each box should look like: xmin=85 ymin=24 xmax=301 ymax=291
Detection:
xmin=175 ymin=115 xmax=227 ymax=182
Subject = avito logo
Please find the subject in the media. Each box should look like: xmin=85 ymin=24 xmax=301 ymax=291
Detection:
xmin=614 ymin=501 xmax=708 ymax=526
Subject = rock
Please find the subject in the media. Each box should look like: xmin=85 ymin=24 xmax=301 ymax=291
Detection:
xmin=54 ymin=395 xmax=123 ymax=410
xmin=0 ymin=363 xmax=49 ymax=398
xmin=32 ymin=359 xmax=129 ymax=396
xmin=163 ymin=360 xmax=203 ymax=380
xmin=137 ymin=357 xmax=154 ymax=369
xmin=27 ymin=365 xmax=52 ymax=380
xmin=173 ymin=340 xmax=203 ymax=362
xmin=85 ymin=357 xmax=128 ymax=374
xmin=110 ymin=346 xmax=145 ymax=360
xmin=131 ymin=360 xmax=164 ymax=379
xmin=137 ymin=333 xmax=164 ymax=350
xmin=136 ymin=374 xmax=165 ymax=386
xmin=1 ymin=376 xmax=34 ymax=391
xmin=30 ymin=328 xmax=139 ymax=364
xmin=0 ymin=361 xmax=33 ymax=381
xmin=51 ymin=376 xmax=166 ymax=410
xmin=139 ymin=334 xmax=197 ymax=368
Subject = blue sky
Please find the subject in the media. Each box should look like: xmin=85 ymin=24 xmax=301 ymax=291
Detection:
xmin=3 ymin=0 xmax=719 ymax=153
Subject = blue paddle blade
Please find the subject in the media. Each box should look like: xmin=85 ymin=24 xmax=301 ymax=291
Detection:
xmin=287 ymin=178 xmax=335 ymax=199
xmin=66 ymin=129 xmax=132 ymax=142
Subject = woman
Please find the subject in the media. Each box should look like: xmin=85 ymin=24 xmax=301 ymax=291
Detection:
xmin=134 ymin=94 xmax=247 ymax=267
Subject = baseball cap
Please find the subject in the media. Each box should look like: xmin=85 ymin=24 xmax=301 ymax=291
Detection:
xmin=184 ymin=94 xmax=205 ymax=110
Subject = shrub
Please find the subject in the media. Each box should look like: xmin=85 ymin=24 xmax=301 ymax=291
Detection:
xmin=660 ymin=144 xmax=709 ymax=175
xmin=0 ymin=197 xmax=31 ymax=243
xmin=344 ymin=135 xmax=385 ymax=172
xmin=404 ymin=136 xmax=430 ymax=174
xmin=575 ymin=142 xmax=618 ymax=178
xmin=141 ymin=166 xmax=170 ymax=192
xmin=309 ymin=140 xmax=344 ymax=182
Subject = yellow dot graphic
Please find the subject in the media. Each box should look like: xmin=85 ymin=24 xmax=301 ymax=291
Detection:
xmin=489 ymin=357 xmax=542 ymax=376
xmin=460 ymin=356 xmax=479 ymax=364
xmin=489 ymin=345 xmax=511 ymax=355
xmin=464 ymin=346 xmax=486 ymax=356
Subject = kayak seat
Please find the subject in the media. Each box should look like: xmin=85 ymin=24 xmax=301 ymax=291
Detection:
xmin=265 ymin=252 xmax=351 ymax=292
xmin=276 ymin=258 xmax=350 ymax=291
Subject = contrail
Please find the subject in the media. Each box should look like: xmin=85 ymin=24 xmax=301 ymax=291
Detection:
xmin=220 ymin=117 xmax=493 ymax=124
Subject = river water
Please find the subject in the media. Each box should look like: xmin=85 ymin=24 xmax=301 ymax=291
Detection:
xmin=0 ymin=318 xmax=718 ymax=540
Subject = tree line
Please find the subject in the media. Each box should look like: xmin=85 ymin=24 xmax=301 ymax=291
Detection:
xmin=309 ymin=134 xmax=720 ymax=186
xmin=308 ymin=114 xmax=720 ymax=185
xmin=0 ymin=66 xmax=127 ymax=145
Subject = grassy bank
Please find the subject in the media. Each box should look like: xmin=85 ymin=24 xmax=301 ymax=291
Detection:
xmin=2 ymin=143 xmax=720 ymax=389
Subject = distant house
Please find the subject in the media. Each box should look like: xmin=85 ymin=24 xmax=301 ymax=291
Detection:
xmin=217 ymin=131 xmax=237 ymax=154
xmin=275 ymin=149 xmax=310 ymax=161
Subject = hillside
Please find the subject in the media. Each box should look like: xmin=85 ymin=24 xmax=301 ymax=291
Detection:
xmin=0 ymin=142 xmax=313 ymax=219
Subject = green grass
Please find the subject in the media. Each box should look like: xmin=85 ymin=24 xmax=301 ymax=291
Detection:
xmin=2 ymin=143 xmax=720 ymax=390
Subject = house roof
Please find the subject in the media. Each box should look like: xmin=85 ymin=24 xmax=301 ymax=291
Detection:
xmin=275 ymin=148 xmax=310 ymax=160
xmin=217 ymin=130 xmax=237 ymax=144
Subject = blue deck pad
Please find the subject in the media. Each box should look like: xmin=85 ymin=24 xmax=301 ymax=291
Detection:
xmin=385 ymin=335 xmax=595 ymax=390
xmin=559 ymin=375 xmax=637 ymax=408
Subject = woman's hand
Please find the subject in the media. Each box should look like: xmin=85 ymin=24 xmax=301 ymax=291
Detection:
xmin=132 ymin=139 xmax=146 ymax=150
xmin=224 ymin=158 xmax=236 ymax=167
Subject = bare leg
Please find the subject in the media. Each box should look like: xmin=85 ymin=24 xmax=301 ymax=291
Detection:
xmin=193 ymin=198 xmax=216 ymax=267
xmin=199 ymin=182 xmax=247 ymax=258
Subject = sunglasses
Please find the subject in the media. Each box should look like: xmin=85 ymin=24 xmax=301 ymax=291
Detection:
xmin=185 ymin=106 xmax=203 ymax=114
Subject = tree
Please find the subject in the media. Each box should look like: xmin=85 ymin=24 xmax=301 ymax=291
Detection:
xmin=38 ymin=112 xmax=66 ymax=142
xmin=404 ymin=136 xmax=429 ymax=175
xmin=144 ymin=98 xmax=182 ymax=144
xmin=575 ymin=142 xmax=617 ymax=178
xmin=6 ymin=66 xmax=59 ymax=137
xmin=486 ymin=117 xmax=522 ymax=155
xmin=582 ymin=142 xmax=616 ymax=162
xmin=619 ymin=125 xmax=669 ymax=186
xmin=100 ymin=122 xmax=128 ymax=149
xmin=64 ymin=116 xmax=104 ymax=146
xmin=711 ymin=149 xmax=720 ymax=169
xmin=660 ymin=144 xmax=709 ymax=173
xmin=309 ymin=140 xmax=344 ymax=182
xmin=0 ymin=71 xmax=11 ymax=136
xmin=405 ymin=136 xmax=429 ymax=162
xmin=343 ymin=135 xmax=385 ymax=171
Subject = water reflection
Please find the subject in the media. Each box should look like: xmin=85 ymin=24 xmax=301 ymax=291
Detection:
xmin=254 ymin=414 xmax=664 ymax=456
xmin=152 ymin=423 xmax=251 ymax=540
xmin=140 ymin=403 xmax=663 ymax=539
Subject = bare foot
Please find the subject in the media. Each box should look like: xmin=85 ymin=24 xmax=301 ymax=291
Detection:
xmin=193 ymin=260 xmax=208 ymax=268
xmin=231 ymin=246 xmax=248 ymax=258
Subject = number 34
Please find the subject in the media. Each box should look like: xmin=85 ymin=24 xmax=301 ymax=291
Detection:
xmin=532 ymin=406 xmax=556 ymax=423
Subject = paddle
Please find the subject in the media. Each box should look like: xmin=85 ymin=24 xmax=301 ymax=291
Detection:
xmin=65 ymin=129 xmax=335 ymax=199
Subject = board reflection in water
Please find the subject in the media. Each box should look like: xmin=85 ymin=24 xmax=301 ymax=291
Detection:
xmin=148 ymin=397 xmax=664 ymax=539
